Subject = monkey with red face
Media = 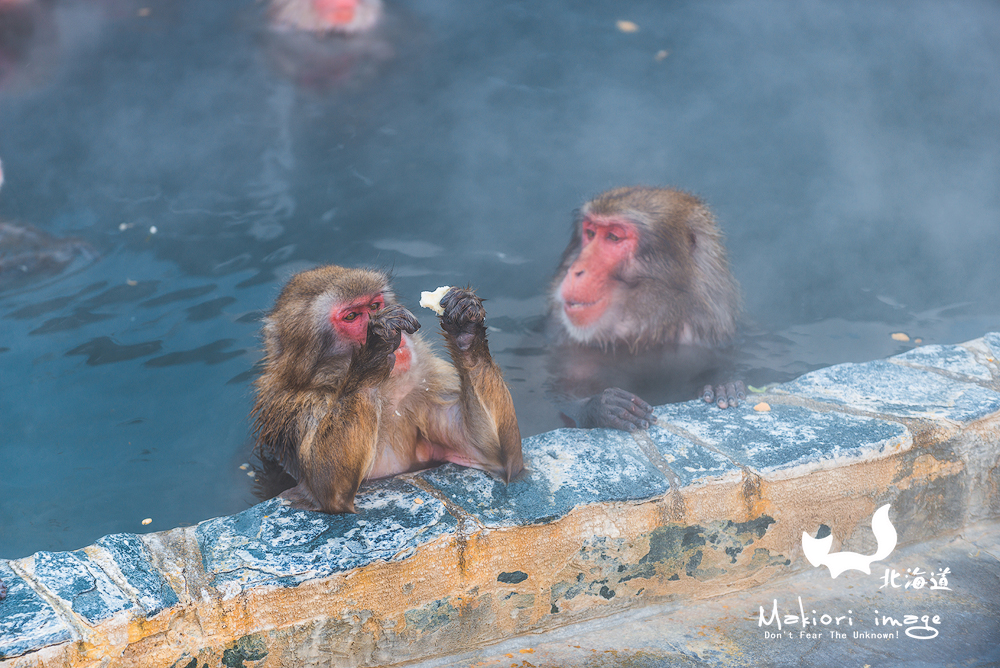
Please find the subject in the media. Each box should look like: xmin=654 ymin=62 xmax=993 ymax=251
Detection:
xmin=252 ymin=266 xmax=523 ymax=513
xmin=548 ymin=186 xmax=746 ymax=431
xmin=269 ymin=0 xmax=381 ymax=34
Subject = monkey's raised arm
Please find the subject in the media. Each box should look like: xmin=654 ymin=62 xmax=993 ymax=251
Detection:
xmin=432 ymin=288 xmax=523 ymax=483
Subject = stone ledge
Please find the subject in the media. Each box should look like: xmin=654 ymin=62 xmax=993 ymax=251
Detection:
xmin=2 ymin=334 xmax=999 ymax=667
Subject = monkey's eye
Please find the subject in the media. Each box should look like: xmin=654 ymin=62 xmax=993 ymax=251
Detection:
xmin=606 ymin=232 xmax=621 ymax=242
xmin=343 ymin=312 xmax=359 ymax=322
xmin=584 ymin=229 xmax=596 ymax=240
xmin=369 ymin=301 xmax=382 ymax=311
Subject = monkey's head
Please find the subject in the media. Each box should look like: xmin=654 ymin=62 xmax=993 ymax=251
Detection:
xmin=270 ymin=0 xmax=382 ymax=34
xmin=551 ymin=186 xmax=740 ymax=350
xmin=262 ymin=265 xmax=400 ymax=387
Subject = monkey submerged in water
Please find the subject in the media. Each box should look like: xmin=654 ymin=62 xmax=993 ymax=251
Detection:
xmin=0 ymin=158 xmax=96 ymax=288
xmin=252 ymin=266 xmax=523 ymax=513
xmin=547 ymin=186 xmax=746 ymax=431
xmin=269 ymin=0 xmax=381 ymax=34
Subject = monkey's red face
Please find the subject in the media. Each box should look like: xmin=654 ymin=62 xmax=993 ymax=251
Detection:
xmin=328 ymin=292 xmax=413 ymax=373
xmin=313 ymin=0 xmax=356 ymax=27
xmin=330 ymin=293 xmax=384 ymax=346
xmin=559 ymin=218 xmax=639 ymax=330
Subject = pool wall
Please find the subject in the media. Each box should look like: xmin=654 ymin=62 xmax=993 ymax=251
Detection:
xmin=2 ymin=334 xmax=1000 ymax=667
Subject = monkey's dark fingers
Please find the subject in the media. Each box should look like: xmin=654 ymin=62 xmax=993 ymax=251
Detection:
xmin=440 ymin=287 xmax=486 ymax=326
xmin=585 ymin=388 xmax=655 ymax=431
xmin=729 ymin=381 xmax=746 ymax=407
xmin=383 ymin=303 xmax=421 ymax=335
xmin=605 ymin=388 xmax=657 ymax=422
xmin=370 ymin=304 xmax=420 ymax=347
xmin=713 ymin=385 xmax=729 ymax=409
xmin=707 ymin=381 xmax=746 ymax=410
xmin=367 ymin=310 xmax=406 ymax=355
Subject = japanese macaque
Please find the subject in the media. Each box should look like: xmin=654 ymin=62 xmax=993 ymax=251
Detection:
xmin=263 ymin=0 xmax=397 ymax=89
xmin=0 ymin=159 xmax=97 ymax=288
xmin=252 ymin=266 xmax=523 ymax=513
xmin=269 ymin=0 xmax=382 ymax=34
xmin=548 ymin=186 xmax=745 ymax=430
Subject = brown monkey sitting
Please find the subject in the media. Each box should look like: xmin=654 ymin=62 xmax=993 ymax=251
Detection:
xmin=252 ymin=266 xmax=523 ymax=513
xmin=547 ymin=186 xmax=745 ymax=431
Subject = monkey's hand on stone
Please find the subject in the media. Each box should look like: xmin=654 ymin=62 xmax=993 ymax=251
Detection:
xmin=702 ymin=380 xmax=746 ymax=409
xmin=439 ymin=287 xmax=487 ymax=352
xmin=581 ymin=387 xmax=657 ymax=432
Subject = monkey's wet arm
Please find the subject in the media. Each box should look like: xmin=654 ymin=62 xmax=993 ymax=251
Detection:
xmin=296 ymin=393 xmax=381 ymax=514
xmin=436 ymin=287 xmax=524 ymax=482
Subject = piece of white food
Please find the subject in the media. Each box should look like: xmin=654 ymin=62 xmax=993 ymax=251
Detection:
xmin=420 ymin=286 xmax=452 ymax=315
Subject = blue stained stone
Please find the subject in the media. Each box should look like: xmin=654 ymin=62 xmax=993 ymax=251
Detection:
xmin=639 ymin=422 xmax=741 ymax=486
xmin=782 ymin=359 xmax=1000 ymax=422
xmin=0 ymin=561 xmax=76 ymax=659
xmin=416 ymin=428 xmax=670 ymax=528
xmin=197 ymin=477 xmax=458 ymax=592
xmin=984 ymin=332 xmax=1000 ymax=359
xmin=892 ymin=344 xmax=993 ymax=380
xmin=653 ymin=401 xmax=908 ymax=473
xmin=95 ymin=534 xmax=179 ymax=615
xmin=30 ymin=550 xmax=132 ymax=625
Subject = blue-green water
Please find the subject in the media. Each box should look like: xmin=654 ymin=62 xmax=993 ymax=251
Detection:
xmin=1 ymin=0 xmax=998 ymax=558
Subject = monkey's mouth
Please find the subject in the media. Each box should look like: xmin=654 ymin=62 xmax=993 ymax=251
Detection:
xmin=563 ymin=298 xmax=606 ymax=327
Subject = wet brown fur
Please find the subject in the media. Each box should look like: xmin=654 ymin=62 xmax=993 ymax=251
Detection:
xmin=252 ymin=265 xmax=523 ymax=513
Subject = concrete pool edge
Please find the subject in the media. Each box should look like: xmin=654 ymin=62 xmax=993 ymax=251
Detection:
xmin=1 ymin=333 xmax=998 ymax=667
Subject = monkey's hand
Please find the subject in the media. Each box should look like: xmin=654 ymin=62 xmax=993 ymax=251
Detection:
xmin=347 ymin=304 xmax=420 ymax=387
xmin=368 ymin=303 xmax=420 ymax=355
xmin=702 ymin=380 xmax=746 ymax=409
xmin=581 ymin=388 xmax=657 ymax=432
xmin=439 ymin=287 xmax=486 ymax=352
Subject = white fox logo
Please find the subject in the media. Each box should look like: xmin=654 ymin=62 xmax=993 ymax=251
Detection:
xmin=802 ymin=504 xmax=897 ymax=578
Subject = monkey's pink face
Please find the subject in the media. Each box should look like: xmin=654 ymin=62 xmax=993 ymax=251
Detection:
xmin=330 ymin=293 xmax=384 ymax=346
xmin=313 ymin=0 xmax=357 ymax=27
xmin=329 ymin=292 xmax=413 ymax=374
xmin=559 ymin=218 xmax=638 ymax=329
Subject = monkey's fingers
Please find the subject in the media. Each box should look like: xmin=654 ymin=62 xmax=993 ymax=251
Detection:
xmin=370 ymin=304 xmax=420 ymax=352
xmin=730 ymin=381 xmax=746 ymax=407
xmin=440 ymin=287 xmax=486 ymax=326
xmin=585 ymin=388 xmax=655 ymax=431
xmin=383 ymin=303 xmax=421 ymax=335
xmin=707 ymin=381 xmax=747 ymax=409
